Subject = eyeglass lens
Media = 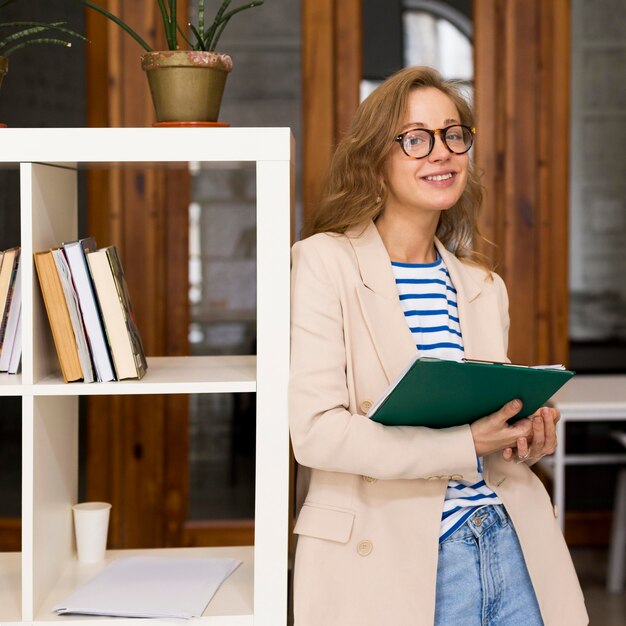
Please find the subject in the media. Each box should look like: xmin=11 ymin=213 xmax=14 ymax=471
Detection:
xmin=401 ymin=126 xmax=473 ymax=158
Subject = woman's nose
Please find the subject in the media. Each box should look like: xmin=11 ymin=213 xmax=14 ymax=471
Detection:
xmin=428 ymin=134 xmax=450 ymax=162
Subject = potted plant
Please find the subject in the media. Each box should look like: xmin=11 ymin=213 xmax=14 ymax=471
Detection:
xmin=0 ymin=0 xmax=84 ymax=96
xmin=79 ymin=0 xmax=264 ymax=124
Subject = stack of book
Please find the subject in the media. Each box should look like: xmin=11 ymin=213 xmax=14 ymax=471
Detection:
xmin=0 ymin=246 xmax=22 ymax=375
xmin=34 ymin=238 xmax=148 ymax=383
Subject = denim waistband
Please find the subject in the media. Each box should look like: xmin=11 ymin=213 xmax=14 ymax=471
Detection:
xmin=441 ymin=504 xmax=509 ymax=543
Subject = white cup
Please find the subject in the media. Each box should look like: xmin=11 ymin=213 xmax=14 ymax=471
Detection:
xmin=72 ymin=502 xmax=112 ymax=563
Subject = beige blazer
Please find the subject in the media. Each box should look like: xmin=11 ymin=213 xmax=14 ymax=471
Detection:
xmin=289 ymin=222 xmax=587 ymax=626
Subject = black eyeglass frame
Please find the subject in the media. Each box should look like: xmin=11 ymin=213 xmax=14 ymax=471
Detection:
xmin=394 ymin=124 xmax=476 ymax=159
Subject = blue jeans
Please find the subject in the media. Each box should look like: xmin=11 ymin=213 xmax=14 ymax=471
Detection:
xmin=434 ymin=504 xmax=544 ymax=626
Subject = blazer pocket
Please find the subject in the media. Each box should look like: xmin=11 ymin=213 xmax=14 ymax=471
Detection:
xmin=294 ymin=503 xmax=355 ymax=544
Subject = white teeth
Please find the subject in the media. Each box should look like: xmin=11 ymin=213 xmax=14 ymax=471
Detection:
xmin=425 ymin=173 xmax=453 ymax=181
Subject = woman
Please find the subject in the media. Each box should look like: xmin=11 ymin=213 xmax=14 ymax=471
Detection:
xmin=288 ymin=67 xmax=587 ymax=625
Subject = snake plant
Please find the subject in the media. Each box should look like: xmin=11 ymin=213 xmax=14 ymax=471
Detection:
xmin=78 ymin=0 xmax=264 ymax=53
xmin=0 ymin=0 xmax=85 ymax=57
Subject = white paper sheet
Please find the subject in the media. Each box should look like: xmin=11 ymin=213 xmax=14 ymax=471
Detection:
xmin=53 ymin=556 xmax=242 ymax=619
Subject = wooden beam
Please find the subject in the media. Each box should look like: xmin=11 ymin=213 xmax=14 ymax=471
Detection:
xmin=474 ymin=0 xmax=570 ymax=366
xmin=302 ymin=0 xmax=362 ymax=231
xmin=302 ymin=0 xmax=336 ymax=228
xmin=335 ymin=1 xmax=362 ymax=138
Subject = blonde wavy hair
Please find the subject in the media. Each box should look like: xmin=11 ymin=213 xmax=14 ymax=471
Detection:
xmin=302 ymin=66 xmax=491 ymax=269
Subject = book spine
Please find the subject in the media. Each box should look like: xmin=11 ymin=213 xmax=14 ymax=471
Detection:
xmin=0 ymin=250 xmax=20 ymax=351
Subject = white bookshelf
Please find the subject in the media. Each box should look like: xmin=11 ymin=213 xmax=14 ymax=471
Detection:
xmin=0 ymin=128 xmax=293 ymax=626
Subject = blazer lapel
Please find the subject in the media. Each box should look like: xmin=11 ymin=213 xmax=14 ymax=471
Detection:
xmin=436 ymin=243 xmax=508 ymax=362
xmin=347 ymin=222 xmax=504 ymax=381
xmin=347 ymin=222 xmax=417 ymax=384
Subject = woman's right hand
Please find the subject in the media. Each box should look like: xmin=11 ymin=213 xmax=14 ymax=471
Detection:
xmin=470 ymin=399 xmax=533 ymax=457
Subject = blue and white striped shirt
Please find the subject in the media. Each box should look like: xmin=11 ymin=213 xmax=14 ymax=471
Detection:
xmin=391 ymin=254 xmax=501 ymax=542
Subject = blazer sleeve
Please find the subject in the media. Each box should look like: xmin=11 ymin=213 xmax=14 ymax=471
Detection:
xmin=288 ymin=238 xmax=479 ymax=481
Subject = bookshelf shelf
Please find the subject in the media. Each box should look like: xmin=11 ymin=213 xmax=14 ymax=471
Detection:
xmin=0 ymin=373 xmax=23 ymax=394
xmin=35 ymin=546 xmax=254 ymax=625
xmin=0 ymin=128 xmax=293 ymax=626
xmin=31 ymin=356 xmax=256 ymax=395
xmin=0 ymin=552 xmax=21 ymax=623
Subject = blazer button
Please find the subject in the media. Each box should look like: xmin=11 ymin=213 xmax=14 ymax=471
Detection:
xmin=360 ymin=400 xmax=373 ymax=413
xmin=451 ymin=474 xmax=463 ymax=481
xmin=362 ymin=475 xmax=378 ymax=483
xmin=553 ymin=504 xmax=559 ymax=518
xmin=357 ymin=540 xmax=373 ymax=556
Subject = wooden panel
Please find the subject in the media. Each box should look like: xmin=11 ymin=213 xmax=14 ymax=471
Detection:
xmin=474 ymin=0 xmax=570 ymax=366
xmin=473 ymin=0 xmax=503 ymax=254
xmin=183 ymin=520 xmax=254 ymax=547
xmin=334 ymin=1 xmax=362 ymax=138
xmin=85 ymin=1 xmax=190 ymax=549
xmin=564 ymin=511 xmax=613 ymax=547
xmin=302 ymin=0 xmax=336 ymax=225
xmin=503 ymin=0 xmax=538 ymax=365
xmin=537 ymin=0 xmax=571 ymax=366
xmin=0 ymin=518 xmax=20 ymax=551
xmin=302 ymin=0 xmax=361 ymax=229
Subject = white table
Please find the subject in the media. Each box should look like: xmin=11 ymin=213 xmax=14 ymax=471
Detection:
xmin=545 ymin=375 xmax=626 ymax=530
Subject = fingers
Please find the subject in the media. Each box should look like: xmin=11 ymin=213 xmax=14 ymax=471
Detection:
xmin=515 ymin=437 xmax=530 ymax=463
xmin=515 ymin=408 xmax=560 ymax=463
xmin=531 ymin=414 xmax=546 ymax=451
xmin=539 ymin=407 xmax=557 ymax=455
xmin=502 ymin=447 xmax=514 ymax=462
xmin=493 ymin=399 xmax=523 ymax=423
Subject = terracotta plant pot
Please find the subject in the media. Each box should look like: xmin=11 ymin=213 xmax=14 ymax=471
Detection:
xmin=141 ymin=50 xmax=233 ymax=123
xmin=0 ymin=56 xmax=8 ymax=91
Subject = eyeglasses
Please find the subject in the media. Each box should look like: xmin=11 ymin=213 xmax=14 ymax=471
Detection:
xmin=394 ymin=125 xmax=476 ymax=159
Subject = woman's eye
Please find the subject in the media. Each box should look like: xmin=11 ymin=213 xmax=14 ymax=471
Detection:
xmin=406 ymin=135 xmax=425 ymax=146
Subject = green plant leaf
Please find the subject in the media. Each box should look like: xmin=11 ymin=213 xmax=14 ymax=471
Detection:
xmin=204 ymin=0 xmax=232 ymax=50
xmin=155 ymin=0 xmax=177 ymax=49
xmin=218 ymin=1 xmax=264 ymax=26
xmin=210 ymin=1 xmax=264 ymax=51
xmin=198 ymin=0 xmax=205 ymax=36
xmin=77 ymin=0 xmax=153 ymax=52
xmin=188 ymin=23 xmax=206 ymax=51
xmin=0 ymin=22 xmax=87 ymax=54
xmin=0 ymin=21 xmax=87 ymax=41
xmin=175 ymin=21 xmax=194 ymax=49
xmin=169 ymin=0 xmax=177 ymax=47
xmin=2 ymin=37 xmax=74 ymax=57
xmin=75 ymin=0 xmax=263 ymax=54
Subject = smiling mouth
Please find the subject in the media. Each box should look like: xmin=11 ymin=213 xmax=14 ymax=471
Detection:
xmin=423 ymin=173 xmax=454 ymax=181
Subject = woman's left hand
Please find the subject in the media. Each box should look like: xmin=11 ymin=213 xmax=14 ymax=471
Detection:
xmin=502 ymin=406 xmax=560 ymax=464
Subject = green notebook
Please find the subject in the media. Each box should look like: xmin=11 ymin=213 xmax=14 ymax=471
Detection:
xmin=368 ymin=357 xmax=575 ymax=428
